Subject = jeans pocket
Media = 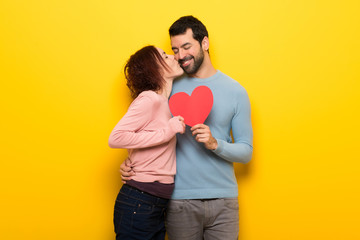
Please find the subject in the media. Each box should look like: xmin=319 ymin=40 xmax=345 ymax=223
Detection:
xmin=223 ymin=198 xmax=239 ymax=210
xmin=115 ymin=192 xmax=137 ymax=207
xmin=133 ymin=201 xmax=153 ymax=215
xmin=166 ymin=200 xmax=184 ymax=213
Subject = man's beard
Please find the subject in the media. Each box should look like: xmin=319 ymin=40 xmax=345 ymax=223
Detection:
xmin=179 ymin=50 xmax=204 ymax=75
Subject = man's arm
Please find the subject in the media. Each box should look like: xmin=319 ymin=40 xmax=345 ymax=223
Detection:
xmin=212 ymin=139 xmax=253 ymax=164
xmin=191 ymin=123 xmax=252 ymax=164
xmin=191 ymin=88 xmax=253 ymax=164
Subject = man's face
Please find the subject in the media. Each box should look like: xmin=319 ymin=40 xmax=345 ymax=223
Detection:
xmin=170 ymin=29 xmax=204 ymax=76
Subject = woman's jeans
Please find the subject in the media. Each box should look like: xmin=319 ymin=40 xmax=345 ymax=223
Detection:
xmin=114 ymin=184 xmax=169 ymax=240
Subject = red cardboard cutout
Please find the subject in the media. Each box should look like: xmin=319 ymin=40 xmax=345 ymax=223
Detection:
xmin=169 ymin=86 xmax=213 ymax=127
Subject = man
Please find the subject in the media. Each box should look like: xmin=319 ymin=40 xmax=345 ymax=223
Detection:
xmin=121 ymin=16 xmax=253 ymax=240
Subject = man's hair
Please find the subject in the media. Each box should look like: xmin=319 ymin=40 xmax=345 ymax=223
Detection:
xmin=124 ymin=45 xmax=169 ymax=98
xmin=169 ymin=15 xmax=209 ymax=45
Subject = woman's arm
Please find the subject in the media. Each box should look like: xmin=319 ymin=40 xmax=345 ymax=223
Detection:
xmin=109 ymin=94 xmax=184 ymax=149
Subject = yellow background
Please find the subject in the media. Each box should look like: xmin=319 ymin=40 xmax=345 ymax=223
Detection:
xmin=1 ymin=0 xmax=359 ymax=239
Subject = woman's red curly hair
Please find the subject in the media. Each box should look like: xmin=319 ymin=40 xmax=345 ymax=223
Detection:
xmin=124 ymin=45 xmax=170 ymax=98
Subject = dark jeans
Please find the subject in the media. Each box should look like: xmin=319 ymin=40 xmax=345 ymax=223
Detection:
xmin=114 ymin=184 xmax=169 ymax=240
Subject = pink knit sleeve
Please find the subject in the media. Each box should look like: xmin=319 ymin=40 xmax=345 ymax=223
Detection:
xmin=108 ymin=94 xmax=180 ymax=149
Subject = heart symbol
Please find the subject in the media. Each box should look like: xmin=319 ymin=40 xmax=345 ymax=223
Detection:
xmin=169 ymin=86 xmax=213 ymax=127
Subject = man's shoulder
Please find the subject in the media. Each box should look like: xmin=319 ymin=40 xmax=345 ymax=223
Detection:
xmin=216 ymin=71 xmax=247 ymax=92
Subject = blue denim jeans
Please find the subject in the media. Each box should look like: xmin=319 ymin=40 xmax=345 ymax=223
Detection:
xmin=114 ymin=184 xmax=169 ymax=240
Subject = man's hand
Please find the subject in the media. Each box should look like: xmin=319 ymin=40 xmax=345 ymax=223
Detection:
xmin=119 ymin=158 xmax=135 ymax=183
xmin=191 ymin=124 xmax=218 ymax=150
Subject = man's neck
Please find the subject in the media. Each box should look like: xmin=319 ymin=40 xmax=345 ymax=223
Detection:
xmin=189 ymin=54 xmax=217 ymax=79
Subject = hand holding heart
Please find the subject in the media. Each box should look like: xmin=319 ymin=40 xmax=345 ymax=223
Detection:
xmin=169 ymin=86 xmax=217 ymax=150
xmin=191 ymin=124 xmax=218 ymax=150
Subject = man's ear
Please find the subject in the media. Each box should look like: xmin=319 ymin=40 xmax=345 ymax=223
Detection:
xmin=202 ymin=36 xmax=209 ymax=51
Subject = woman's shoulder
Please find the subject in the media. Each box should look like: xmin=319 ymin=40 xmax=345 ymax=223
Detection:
xmin=133 ymin=90 xmax=162 ymax=108
xmin=136 ymin=90 xmax=158 ymax=101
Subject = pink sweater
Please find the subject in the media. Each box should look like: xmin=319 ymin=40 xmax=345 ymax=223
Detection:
xmin=109 ymin=91 xmax=183 ymax=184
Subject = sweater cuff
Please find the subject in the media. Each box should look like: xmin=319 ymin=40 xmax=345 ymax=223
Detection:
xmin=168 ymin=117 xmax=184 ymax=134
xmin=212 ymin=138 xmax=225 ymax=154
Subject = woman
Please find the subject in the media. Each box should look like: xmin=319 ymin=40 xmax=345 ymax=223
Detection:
xmin=108 ymin=45 xmax=185 ymax=240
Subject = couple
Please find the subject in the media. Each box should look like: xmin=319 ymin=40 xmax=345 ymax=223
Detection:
xmin=109 ymin=16 xmax=253 ymax=240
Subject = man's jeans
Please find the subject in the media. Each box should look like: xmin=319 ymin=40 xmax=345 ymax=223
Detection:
xmin=114 ymin=184 xmax=169 ymax=240
xmin=166 ymin=198 xmax=239 ymax=240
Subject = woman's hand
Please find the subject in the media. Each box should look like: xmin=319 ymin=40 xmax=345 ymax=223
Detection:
xmin=119 ymin=158 xmax=135 ymax=184
xmin=169 ymin=116 xmax=186 ymax=134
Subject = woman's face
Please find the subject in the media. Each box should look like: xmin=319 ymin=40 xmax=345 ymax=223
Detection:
xmin=156 ymin=47 xmax=184 ymax=80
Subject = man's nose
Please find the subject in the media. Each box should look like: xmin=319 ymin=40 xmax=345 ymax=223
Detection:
xmin=176 ymin=49 xmax=185 ymax=61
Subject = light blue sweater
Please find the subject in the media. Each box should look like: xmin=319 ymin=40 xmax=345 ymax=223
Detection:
xmin=170 ymin=70 xmax=253 ymax=199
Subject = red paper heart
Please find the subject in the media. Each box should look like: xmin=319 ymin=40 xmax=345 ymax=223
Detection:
xmin=169 ymin=86 xmax=213 ymax=127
